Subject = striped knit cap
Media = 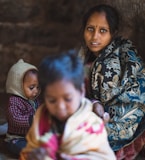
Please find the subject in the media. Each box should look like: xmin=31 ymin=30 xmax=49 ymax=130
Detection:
xmin=6 ymin=59 xmax=37 ymax=99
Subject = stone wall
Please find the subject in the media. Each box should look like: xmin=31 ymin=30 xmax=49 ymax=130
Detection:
xmin=0 ymin=0 xmax=145 ymax=92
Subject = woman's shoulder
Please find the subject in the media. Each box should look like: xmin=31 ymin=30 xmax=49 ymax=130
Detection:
xmin=113 ymin=36 xmax=139 ymax=56
xmin=114 ymin=36 xmax=134 ymax=48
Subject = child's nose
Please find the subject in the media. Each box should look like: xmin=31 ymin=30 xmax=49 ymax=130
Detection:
xmin=34 ymin=88 xmax=39 ymax=95
xmin=57 ymin=101 xmax=65 ymax=110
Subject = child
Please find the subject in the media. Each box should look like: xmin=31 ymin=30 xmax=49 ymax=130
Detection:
xmin=5 ymin=59 xmax=40 ymax=157
xmin=20 ymin=52 xmax=116 ymax=160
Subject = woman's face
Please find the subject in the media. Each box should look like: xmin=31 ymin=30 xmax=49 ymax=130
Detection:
xmin=84 ymin=12 xmax=112 ymax=56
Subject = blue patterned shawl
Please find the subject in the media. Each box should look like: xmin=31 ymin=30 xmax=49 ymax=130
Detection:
xmin=83 ymin=36 xmax=145 ymax=151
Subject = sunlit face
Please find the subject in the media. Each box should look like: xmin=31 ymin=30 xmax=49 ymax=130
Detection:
xmin=44 ymin=79 xmax=85 ymax=121
xmin=23 ymin=71 xmax=39 ymax=100
xmin=84 ymin=12 xmax=112 ymax=56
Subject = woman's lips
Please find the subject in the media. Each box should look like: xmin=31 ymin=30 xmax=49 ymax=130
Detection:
xmin=90 ymin=42 xmax=100 ymax=46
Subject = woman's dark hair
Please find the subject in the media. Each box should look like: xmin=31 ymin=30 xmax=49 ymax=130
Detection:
xmin=38 ymin=51 xmax=84 ymax=94
xmin=82 ymin=4 xmax=119 ymax=35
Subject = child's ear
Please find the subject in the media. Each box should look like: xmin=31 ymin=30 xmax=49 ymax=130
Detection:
xmin=81 ymin=83 xmax=86 ymax=97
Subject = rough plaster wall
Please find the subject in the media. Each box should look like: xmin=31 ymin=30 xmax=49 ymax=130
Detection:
xmin=0 ymin=0 xmax=145 ymax=92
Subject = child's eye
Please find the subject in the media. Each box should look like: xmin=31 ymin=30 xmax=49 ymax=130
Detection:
xmin=37 ymin=86 xmax=40 ymax=90
xmin=47 ymin=99 xmax=56 ymax=103
xmin=29 ymin=86 xmax=34 ymax=90
xmin=65 ymin=98 xmax=72 ymax=102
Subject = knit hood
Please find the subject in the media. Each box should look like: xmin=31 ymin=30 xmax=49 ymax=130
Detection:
xmin=6 ymin=59 xmax=37 ymax=99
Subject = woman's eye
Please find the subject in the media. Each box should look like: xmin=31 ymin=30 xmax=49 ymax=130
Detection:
xmin=100 ymin=28 xmax=107 ymax=33
xmin=87 ymin=27 xmax=94 ymax=32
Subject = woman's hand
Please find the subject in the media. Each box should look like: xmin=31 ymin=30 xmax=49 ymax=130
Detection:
xmin=93 ymin=102 xmax=110 ymax=123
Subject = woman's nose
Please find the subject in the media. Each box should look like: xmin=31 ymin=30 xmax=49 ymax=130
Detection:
xmin=92 ymin=30 xmax=99 ymax=39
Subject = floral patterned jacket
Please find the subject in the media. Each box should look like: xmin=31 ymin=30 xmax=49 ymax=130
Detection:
xmin=80 ymin=36 xmax=145 ymax=151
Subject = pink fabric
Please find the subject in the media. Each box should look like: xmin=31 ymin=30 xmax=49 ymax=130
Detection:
xmin=41 ymin=134 xmax=58 ymax=159
xmin=39 ymin=108 xmax=59 ymax=159
xmin=39 ymin=108 xmax=50 ymax=135
xmin=115 ymin=130 xmax=145 ymax=160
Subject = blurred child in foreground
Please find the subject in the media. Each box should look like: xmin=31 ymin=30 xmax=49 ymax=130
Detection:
xmin=20 ymin=52 xmax=116 ymax=160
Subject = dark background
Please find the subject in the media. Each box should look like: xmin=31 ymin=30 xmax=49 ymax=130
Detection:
xmin=0 ymin=0 xmax=145 ymax=92
xmin=1 ymin=2 xmax=145 ymax=159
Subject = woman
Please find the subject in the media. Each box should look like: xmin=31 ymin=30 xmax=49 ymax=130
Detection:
xmin=79 ymin=4 xmax=145 ymax=159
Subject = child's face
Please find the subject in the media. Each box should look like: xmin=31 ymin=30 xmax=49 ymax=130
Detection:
xmin=23 ymin=72 xmax=39 ymax=100
xmin=44 ymin=79 xmax=85 ymax=121
xmin=84 ymin=12 xmax=112 ymax=56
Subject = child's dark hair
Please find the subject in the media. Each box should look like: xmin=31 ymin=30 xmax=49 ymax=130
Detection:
xmin=38 ymin=51 xmax=84 ymax=94
xmin=82 ymin=4 xmax=119 ymax=35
